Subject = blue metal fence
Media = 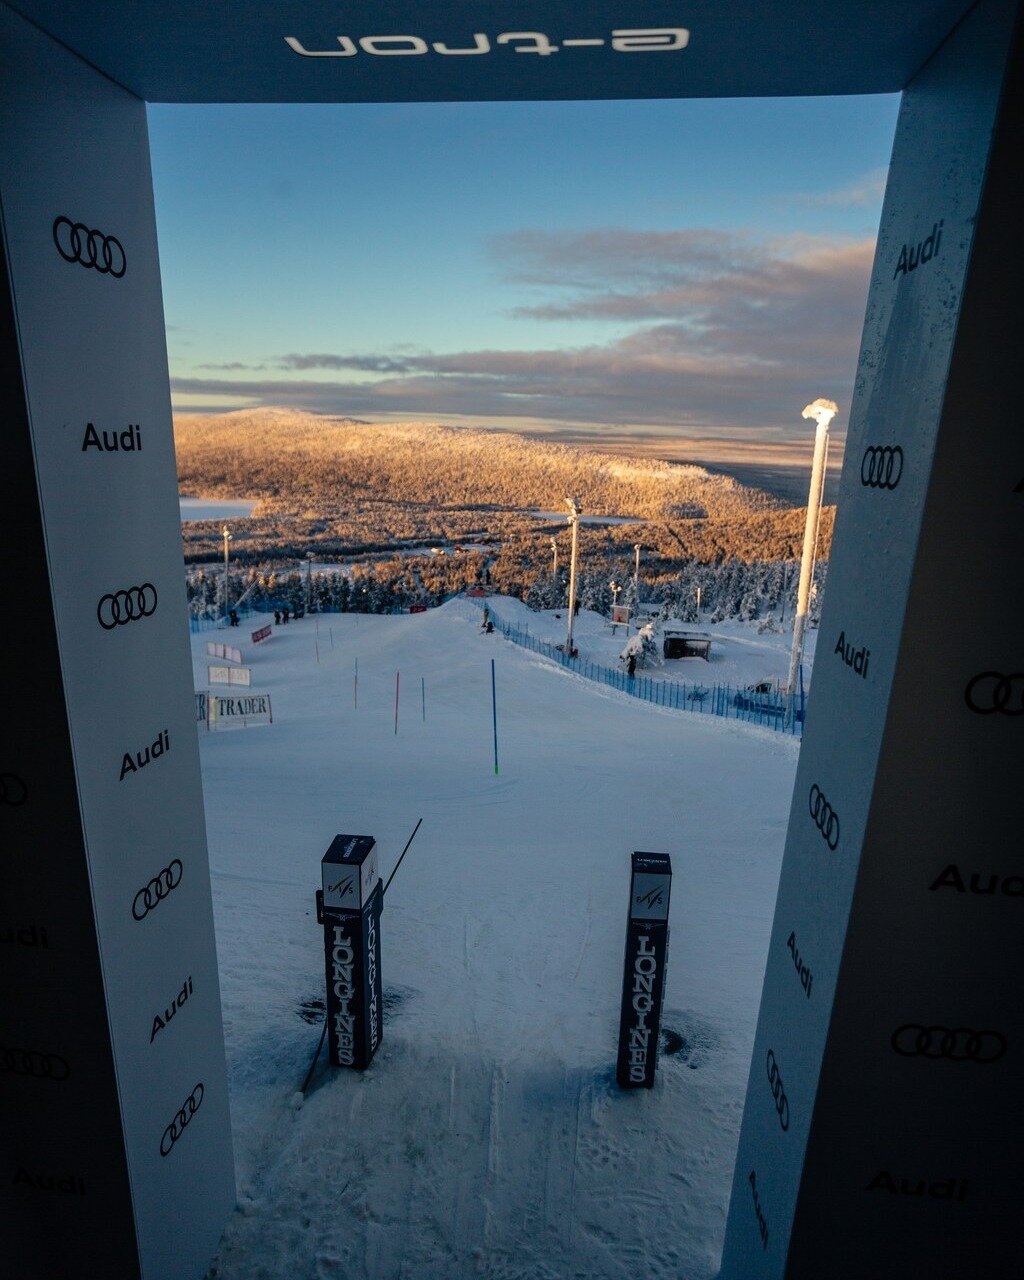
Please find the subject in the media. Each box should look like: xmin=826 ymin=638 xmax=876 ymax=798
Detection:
xmin=471 ymin=599 xmax=803 ymax=736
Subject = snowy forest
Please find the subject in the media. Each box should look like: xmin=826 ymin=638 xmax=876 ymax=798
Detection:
xmin=187 ymin=555 xmax=826 ymax=630
xmin=180 ymin=409 xmax=832 ymax=626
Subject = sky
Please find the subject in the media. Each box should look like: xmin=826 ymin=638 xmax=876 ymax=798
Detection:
xmin=149 ymin=94 xmax=900 ymax=465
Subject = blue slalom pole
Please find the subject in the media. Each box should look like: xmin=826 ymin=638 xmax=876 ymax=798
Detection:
xmin=491 ymin=658 xmax=499 ymax=775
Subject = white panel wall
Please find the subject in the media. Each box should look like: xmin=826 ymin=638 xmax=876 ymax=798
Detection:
xmin=719 ymin=1 xmax=1021 ymax=1276
xmin=0 ymin=6 xmax=235 ymax=1277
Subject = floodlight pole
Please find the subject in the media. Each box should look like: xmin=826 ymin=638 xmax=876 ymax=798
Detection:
xmin=222 ymin=525 xmax=231 ymax=619
xmin=787 ymin=398 xmax=837 ymax=695
xmin=550 ymin=536 xmax=558 ymax=578
xmin=305 ymin=550 xmax=314 ymax=615
xmin=565 ymin=497 xmax=582 ymax=655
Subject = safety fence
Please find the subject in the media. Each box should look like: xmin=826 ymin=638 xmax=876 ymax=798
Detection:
xmin=472 ymin=600 xmax=804 ymax=736
xmin=188 ymin=606 xmax=258 ymax=634
xmin=187 ymin=599 xmax=419 ymax=633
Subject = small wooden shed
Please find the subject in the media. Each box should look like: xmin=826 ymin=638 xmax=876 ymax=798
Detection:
xmin=663 ymin=627 xmax=712 ymax=661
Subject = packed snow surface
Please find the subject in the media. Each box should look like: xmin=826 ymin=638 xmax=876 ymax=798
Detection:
xmin=195 ymin=598 xmax=800 ymax=1279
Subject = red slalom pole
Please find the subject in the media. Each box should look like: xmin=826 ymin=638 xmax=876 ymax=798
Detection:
xmin=394 ymin=670 xmax=400 ymax=734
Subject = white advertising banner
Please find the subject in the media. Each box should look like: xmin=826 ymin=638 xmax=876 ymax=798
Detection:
xmin=720 ymin=2 xmax=1022 ymax=1276
xmin=208 ymin=664 xmax=252 ymax=686
xmin=0 ymin=10 xmax=234 ymax=1279
xmin=209 ymin=691 xmax=273 ymax=729
xmin=206 ymin=641 xmax=242 ymax=664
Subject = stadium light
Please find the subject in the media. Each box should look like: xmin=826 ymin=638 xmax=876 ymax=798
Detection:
xmin=222 ymin=525 xmax=231 ymax=619
xmin=787 ymin=398 xmax=837 ymax=694
xmin=632 ymin=543 xmax=641 ymax=634
xmin=565 ymin=497 xmax=583 ymax=656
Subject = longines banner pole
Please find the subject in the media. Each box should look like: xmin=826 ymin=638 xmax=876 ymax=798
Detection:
xmin=320 ymin=835 xmax=384 ymax=1071
xmin=616 ymin=852 xmax=672 ymax=1089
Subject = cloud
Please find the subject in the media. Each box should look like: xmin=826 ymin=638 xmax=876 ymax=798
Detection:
xmin=277 ymin=353 xmax=414 ymax=373
xmin=173 ymin=226 xmax=874 ymax=438
xmin=198 ymin=361 xmax=268 ymax=371
xmin=787 ymin=167 xmax=889 ymax=208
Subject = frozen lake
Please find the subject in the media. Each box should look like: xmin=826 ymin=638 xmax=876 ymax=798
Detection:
xmin=529 ymin=509 xmax=645 ymax=526
xmin=180 ymin=496 xmax=257 ymax=522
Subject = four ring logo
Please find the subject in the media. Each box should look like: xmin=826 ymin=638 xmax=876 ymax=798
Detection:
xmin=891 ymin=1024 xmax=1007 ymax=1063
xmin=765 ymin=1049 xmax=789 ymax=1130
xmin=52 ymin=216 xmax=126 ymax=278
xmin=808 ymin=784 xmax=840 ymax=850
xmin=861 ymin=445 xmax=903 ymax=490
xmin=132 ymin=859 xmax=183 ymax=921
xmin=97 ymin=584 xmax=157 ymax=630
xmin=963 ymin=672 xmax=1024 ymax=716
xmin=0 ymin=1046 xmax=70 ymax=1081
xmin=1 ymin=773 xmax=28 ymax=806
xmin=160 ymin=1082 xmax=204 ymax=1156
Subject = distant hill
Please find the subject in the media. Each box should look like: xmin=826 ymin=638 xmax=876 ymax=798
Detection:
xmin=174 ymin=410 xmax=777 ymax=522
xmin=174 ymin=409 xmax=833 ymax=569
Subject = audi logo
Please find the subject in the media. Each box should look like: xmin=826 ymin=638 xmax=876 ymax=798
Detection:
xmin=808 ymin=784 xmax=840 ymax=850
xmin=765 ymin=1049 xmax=789 ymax=1131
xmin=0 ymin=773 xmax=28 ymax=806
xmin=891 ymin=1024 xmax=1007 ymax=1063
xmin=132 ymin=859 xmax=183 ymax=921
xmin=1 ymin=1046 xmax=70 ymax=1081
xmin=861 ymin=444 xmax=903 ymax=489
xmin=160 ymin=1082 xmax=204 ymax=1156
xmin=97 ymin=584 xmax=157 ymax=630
xmin=963 ymin=672 xmax=1024 ymax=716
xmin=52 ymin=216 xmax=126 ymax=277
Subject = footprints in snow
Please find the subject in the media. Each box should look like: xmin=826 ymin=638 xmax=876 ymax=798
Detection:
xmin=297 ymin=996 xmax=326 ymax=1025
xmin=297 ymin=985 xmax=416 ymax=1024
xmin=660 ymin=1011 xmax=716 ymax=1070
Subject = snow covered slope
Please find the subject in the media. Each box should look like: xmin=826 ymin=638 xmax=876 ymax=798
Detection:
xmin=480 ymin=594 xmax=818 ymax=693
xmin=195 ymin=599 xmax=797 ymax=1280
